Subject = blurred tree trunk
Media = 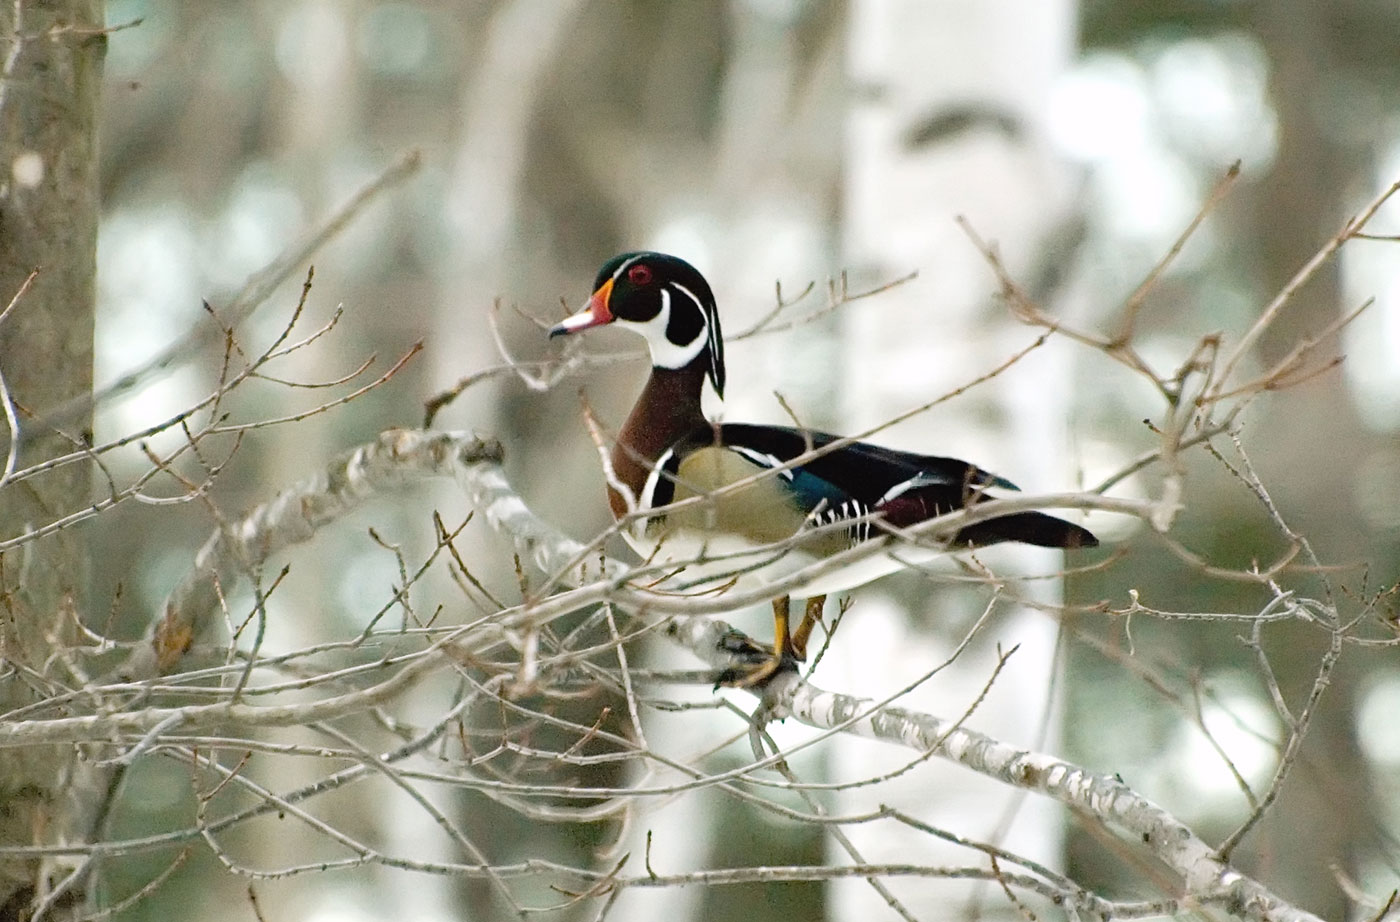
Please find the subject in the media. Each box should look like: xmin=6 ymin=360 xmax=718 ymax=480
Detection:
xmin=1249 ymin=0 xmax=1349 ymax=369
xmin=1232 ymin=2 xmax=1373 ymax=915
xmin=1244 ymin=0 xmax=1374 ymax=542
xmin=835 ymin=0 xmax=1082 ymax=917
xmin=0 ymin=0 xmax=103 ymax=917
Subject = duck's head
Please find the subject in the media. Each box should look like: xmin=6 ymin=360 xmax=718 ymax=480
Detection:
xmin=550 ymin=251 xmax=725 ymax=398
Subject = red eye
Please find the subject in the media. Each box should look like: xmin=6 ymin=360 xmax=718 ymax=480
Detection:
xmin=627 ymin=264 xmax=653 ymax=285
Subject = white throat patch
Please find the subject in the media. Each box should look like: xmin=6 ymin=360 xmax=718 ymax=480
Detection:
xmin=619 ymin=286 xmax=709 ymax=370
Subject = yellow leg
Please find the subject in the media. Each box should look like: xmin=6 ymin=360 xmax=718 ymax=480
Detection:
xmin=715 ymin=595 xmax=822 ymax=688
xmin=789 ymin=595 xmax=825 ymax=662
xmin=715 ymin=596 xmax=794 ymax=688
xmin=772 ymin=595 xmax=792 ymax=657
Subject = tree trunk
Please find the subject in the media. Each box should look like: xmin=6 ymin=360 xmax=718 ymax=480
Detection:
xmin=0 ymin=0 xmax=103 ymax=916
xmin=836 ymin=0 xmax=1082 ymax=917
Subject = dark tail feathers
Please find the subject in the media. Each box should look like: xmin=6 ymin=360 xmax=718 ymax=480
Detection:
xmin=953 ymin=512 xmax=1098 ymax=550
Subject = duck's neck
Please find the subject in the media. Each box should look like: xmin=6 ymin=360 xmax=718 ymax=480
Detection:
xmin=610 ymin=360 xmax=709 ymax=518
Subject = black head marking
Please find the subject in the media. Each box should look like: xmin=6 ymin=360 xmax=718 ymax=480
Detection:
xmin=596 ymin=251 xmax=726 ymax=398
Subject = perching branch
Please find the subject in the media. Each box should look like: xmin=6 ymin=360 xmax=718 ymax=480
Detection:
xmin=18 ymin=427 xmax=1319 ymax=922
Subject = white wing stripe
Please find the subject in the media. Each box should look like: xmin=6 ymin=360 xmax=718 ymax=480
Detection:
xmin=730 ymin=446 xmax=795 ymax=481
xmin=879 ymin=473 xmax=938 ymax=505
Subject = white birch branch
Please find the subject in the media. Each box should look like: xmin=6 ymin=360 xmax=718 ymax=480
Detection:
xmin=131 ymin=429 xmax=508 ymax=677
xmin=668 ymin=617 xmax=1321 ymax=922
xmin=475 ymin=436 xmax=1322 ymax=922
xmin=20 ymin=427 xmax=1326 ymax=921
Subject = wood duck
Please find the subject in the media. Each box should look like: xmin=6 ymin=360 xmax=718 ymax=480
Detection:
xmin=550 ymin=251 xmax=1097 ymax=684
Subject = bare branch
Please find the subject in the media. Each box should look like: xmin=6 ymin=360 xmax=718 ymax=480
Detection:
xmin=1213 ymin=179 xmax=1400 ymax=395
xmin=35 ymin=149 xmax=424 ymax=431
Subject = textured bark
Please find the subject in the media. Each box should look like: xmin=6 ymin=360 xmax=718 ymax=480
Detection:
xmin=1236 ymin=4 xmax=1372 ymax=915
xmin=0 ymin=0 xmax=103 ymax=915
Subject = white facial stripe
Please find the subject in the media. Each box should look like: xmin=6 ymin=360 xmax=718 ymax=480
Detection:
xmin=675 ymin=280 xmax=722 ymax=384
xmin=612 ymin=254 xmax=645 ymax=281
xmin=672 ymin=280 xmax=721 ymax=367
xmin=619 ymin=286 xmax=708 ymax=370
xmin=670 ymin=282 xmax=704 ymax=314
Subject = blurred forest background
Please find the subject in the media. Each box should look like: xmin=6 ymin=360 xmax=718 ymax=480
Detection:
xmin=4 ymin=0 xmax=1400 ymax=920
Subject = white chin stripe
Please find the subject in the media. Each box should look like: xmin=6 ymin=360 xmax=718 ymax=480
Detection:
xmin=621 ymin=287 xmax=708 ymax=370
